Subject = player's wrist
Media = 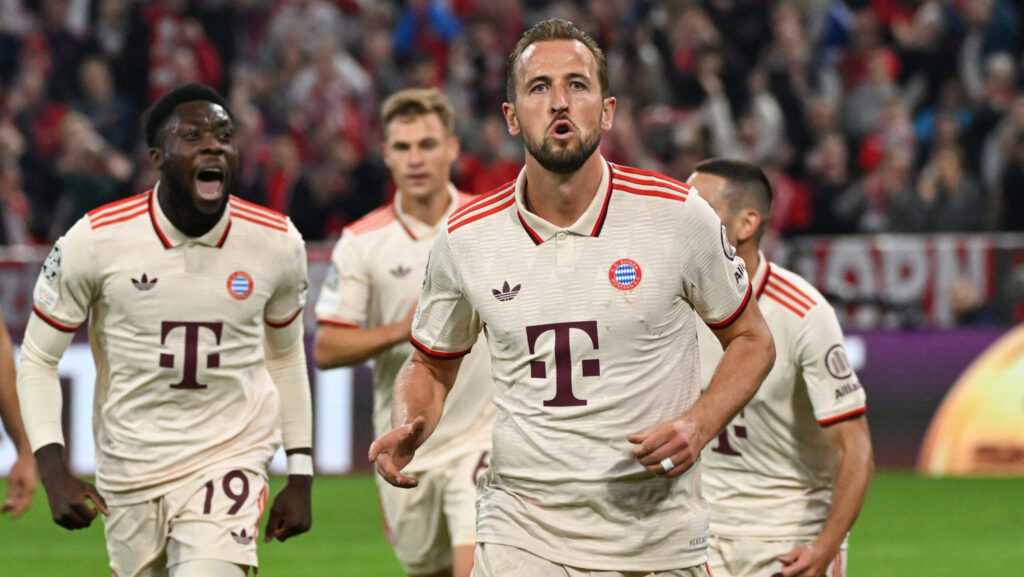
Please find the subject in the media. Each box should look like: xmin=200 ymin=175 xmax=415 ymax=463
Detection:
xmin=286 ymin=452 xmax=314 ymax=476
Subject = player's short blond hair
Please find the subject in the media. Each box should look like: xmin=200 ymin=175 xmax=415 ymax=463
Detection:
xmin=506 ymin=18 xmax=608 ymax=103
xmin=381 ymin=88 xmax=454 ymax=136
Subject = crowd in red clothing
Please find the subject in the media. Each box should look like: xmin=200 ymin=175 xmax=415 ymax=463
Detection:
xmin=1 ymin=0 xmax=1024 ymax=245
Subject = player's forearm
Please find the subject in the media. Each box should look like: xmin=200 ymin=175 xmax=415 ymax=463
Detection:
xmin=16 ymin=319 xmax=72 ymax=452
xmin=694 ymin=324 xmax=774 ymax=446
xmin=391 ymin=351 xmax=460 ymax=448
xmin=818 ymin=417 xmax=874 ymax=552
xmin=312 ymin=323 xmax=407 ymax=369
xmin=0 ymin=322 xmax=31 ymax=455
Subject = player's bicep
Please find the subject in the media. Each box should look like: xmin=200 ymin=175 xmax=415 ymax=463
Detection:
xmin=681 ymin=196 xmax=751 ymax=326
xmin=799 ymin=305 xmax=867 ymax=426
xmin=266 ymin=225 xmax=309 ymax=326
xmin=32 ymin=225 xmax=97 ymax=332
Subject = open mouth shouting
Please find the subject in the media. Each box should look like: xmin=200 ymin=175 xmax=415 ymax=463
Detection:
xmin=195 ymin=166 xmax=226 ymax=201
xmin=550 ymin=119 xmax=576 ymax=139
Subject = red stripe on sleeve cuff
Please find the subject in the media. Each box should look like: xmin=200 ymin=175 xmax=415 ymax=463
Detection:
xmin=316 ymin=318 xmax=360 ymax=328
xmin=265 ymin=308 xmax=303 ymax=328
xmin=32 ymin=305 xmax=79 ymax=333
xmin=409 ymin=335 xmax=472 ymax=359
xmin=819 ymin=406 xmax=867 ymax=427
xmin=706 ymin=281 xmax=753 ymax=330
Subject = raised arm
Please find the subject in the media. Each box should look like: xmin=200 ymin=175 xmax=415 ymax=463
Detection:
xmin=368 ymin=349 xmax=463 ymax=488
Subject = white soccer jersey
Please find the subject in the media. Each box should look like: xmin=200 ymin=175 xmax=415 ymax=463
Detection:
xmin=315 ymin=186 xmax=494 ymax=471
xmin=29 ymin=186 xmax=307 ymax=505
xmin=698 ymin=254 xmax=867 ymax=538
xmin=411 ymin=160 xmax=751 ymax=571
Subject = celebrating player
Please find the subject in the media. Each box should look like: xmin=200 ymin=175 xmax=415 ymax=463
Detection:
xmin=1 ymin=308 xmax=36 ymax=518
xmin=313 ymin=88 xmax=494 ymax=577
xmin=370 ymin=19 xmax=775 ymax=576
xmin=17 ymin=83 xmax=313 ymax=577
xmin=688 ymin=158 xmax=874 ymax=577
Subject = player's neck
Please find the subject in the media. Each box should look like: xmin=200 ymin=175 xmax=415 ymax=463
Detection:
xmin=739 ymin=244 xmax=761 ymax=279
xmin=157 ymin=182 xmax=225 ymax=238
xmin=398 ymin=185 xmax=452 ymax=227
xmin=521 ymin=153 xmax=603 ymax=228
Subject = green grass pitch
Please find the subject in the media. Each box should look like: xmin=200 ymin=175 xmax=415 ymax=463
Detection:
xmin=2 ymin=472 xmax=1021 ymax=575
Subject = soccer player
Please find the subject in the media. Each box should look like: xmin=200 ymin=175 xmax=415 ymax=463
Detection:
xmin=313 ymin=88 xmax=494 ymax=577
xmin=1 ymin=308 xmax=36 ymax=518
xmin=370 ymin=19 xmax=775 ymax=576
xmin=16 ymin=83 xmax=313 ymax=577
xmin=687 ymin=158 xmax=874 ymax=577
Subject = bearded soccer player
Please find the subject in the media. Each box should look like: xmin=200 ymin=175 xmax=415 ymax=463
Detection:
xmin=688 ymin=158 xmax=873 ymax=577
xmin=370 ymin=19 xmax=775 ymax=577
xmin=17 ymin=83 xmax=313 ymax=577
xmin=1 ymin=307 xmax=36 ymax=518
xmin=313 ymin=88 xmax=494 ymax=577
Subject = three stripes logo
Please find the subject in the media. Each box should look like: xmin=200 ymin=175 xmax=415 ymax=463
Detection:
xmin=492 ymin=281 xmax=521 ymax=302
xmin=131 ymin=273 xmax=158 ymax=291
xmin=227 ymin=271 xmax=254 ymax=300
xmin=609 ymin=258 xmax=642 ymax=290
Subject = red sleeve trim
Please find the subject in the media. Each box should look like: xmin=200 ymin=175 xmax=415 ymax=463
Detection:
xmin=316 ymin=318 xmax=359 ymax=328
xmin=409 ymin=335 xmax=472 ymax=359
xmin=706 ymin=281 xmax=752 ymax=330
xmin=265 ymin=308 xmax=303 ymax=328
xmin=819 ymin=406 xmax=867 ymax=427
xmin=32 ymin=305 xmax=79 ymax=333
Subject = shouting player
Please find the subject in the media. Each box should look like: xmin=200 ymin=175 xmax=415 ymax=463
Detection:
xmin=689 ymin=158 xmax=873 ymax=577
xmin=17 ymin=83 xmax=313 ymax=577
xmin=314 ymin=88 xmax=494 ymax=577
xmin=371 ymin=19 xmax=775 ymax=577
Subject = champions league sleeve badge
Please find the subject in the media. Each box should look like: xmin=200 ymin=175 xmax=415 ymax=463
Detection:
xmin=609 ymin=258 xmax=642 ymax=290
xmin=721 ymin=225 xmax=737 ymax=261
xmin=42 ymin=244 xmax=62 ymax=281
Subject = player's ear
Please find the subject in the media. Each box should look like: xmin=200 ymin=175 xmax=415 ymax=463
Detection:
xmin=737 ymin=208 xmax=761 ymax=244
xmin=502 ymin=102 xmax=520 ymax=136
xmin=447 ymin=136 xmax=460 ymax=162
xmin=600 ymin=96 xmax=616 ymax=131
xmin=149 ymin=147 xmax=163 ymax=169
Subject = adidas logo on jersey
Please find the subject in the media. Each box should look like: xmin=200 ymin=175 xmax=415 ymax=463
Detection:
xmin=131 ymin=274 xmax=158 ymax=291
xmin=390 ymin=265 xmax=411 ymax=278
xmin=492 ymin=281 xmax=521 ymax=302
xmin=231 ymin=528 xmax=253 ymax=545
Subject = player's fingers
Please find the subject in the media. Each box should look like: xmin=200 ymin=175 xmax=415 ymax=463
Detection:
xmin=263 ymin=512 xmax=282 ymax=542
xmin=2 ymin=495 xmax=29 ymax=518
xmin=85 ymin=485 xmax=109 ymax=516
xmin=55 ymin=503 xmax=90 ymax=529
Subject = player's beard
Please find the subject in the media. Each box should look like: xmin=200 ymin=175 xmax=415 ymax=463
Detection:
xmin=522 ymin=122 xmax=602 ymax=175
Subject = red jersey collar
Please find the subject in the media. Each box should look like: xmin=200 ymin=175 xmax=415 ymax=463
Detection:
xmin=514 ymin=158 xmax=614 ymax=245
xmin=149 ymin=182 xmax=232 ymax=249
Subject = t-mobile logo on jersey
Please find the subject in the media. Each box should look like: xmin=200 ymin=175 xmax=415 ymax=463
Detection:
xmin=159 ymin=321 xmax=224 ymax=389
xmin=525 ymin=321 xmax=600 ymax=407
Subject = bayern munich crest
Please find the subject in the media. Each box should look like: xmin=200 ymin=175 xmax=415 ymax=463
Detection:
xmin=227 ymin=271 xmax=254 ymax=300
xmin=609 ymin=258 xmax=642 ymax=290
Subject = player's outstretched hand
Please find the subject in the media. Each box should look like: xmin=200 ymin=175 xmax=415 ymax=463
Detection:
xmin=36 ymin=443 xmax=108 ymax=530
xmin=777 ymin=542 xmax=835 ymax=577
xmin=1 ymin=453 xmax=37 ymax=519
xmin=264 ymin=475 xmax=312 ymax=543
xmin=627 ymin=416 xmax=704 ymax=477
xmin=368 ymin=417 xmax=424 ymax=488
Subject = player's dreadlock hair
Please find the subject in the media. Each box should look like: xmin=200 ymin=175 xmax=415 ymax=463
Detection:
xmin=693 ymin=158 xmax=774 ymax=242
xmin=506 ymin=18 xmax=609 ymax=102
xmin=143 ymin=83 xmax=232 ymax=148
xmin=381 ymin=88 xmax=455 ymax=136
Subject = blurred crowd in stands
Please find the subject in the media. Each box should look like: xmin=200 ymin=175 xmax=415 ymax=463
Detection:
xmin=1 ymin=0 xmax=1024 ymax=246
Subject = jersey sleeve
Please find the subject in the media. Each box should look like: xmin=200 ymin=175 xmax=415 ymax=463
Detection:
xmin=314 ymin=229 xmax=368 ymax=328
xmin=797 ymin=302 xmax=867 ymax=426
xmin=265 ymin=222 xmax=308 ymax=328
xmin=31 ymin=220 xmax=96 ymax=332
xmin=680 ymin=194 xmax=751 ymax=328
xmin=410 ymin=231 xmax=482 ymax=358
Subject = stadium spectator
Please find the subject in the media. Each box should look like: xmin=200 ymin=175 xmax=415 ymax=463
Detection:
xmin=315 ymin=87 xmax=494 ymax=577
xmin=370 ymin=19 xmax=774 ymax=575
xmin=689 ymin=158 xmax=873 ymax=577
xmin=894 ymin=144 xmax=987 ymax=232
xmin=17 ymin=83 xmax=313 ymax=577
xmin=0 ymin=306 xmax=35 ymax=518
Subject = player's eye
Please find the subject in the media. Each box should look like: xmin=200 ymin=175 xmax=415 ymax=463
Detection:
xmin=530 ymin=84 xmax=547 ymax=94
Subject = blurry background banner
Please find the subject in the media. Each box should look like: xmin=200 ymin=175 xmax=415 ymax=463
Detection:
xmin=1 ymin=235 xmax=1021 ymax=475
xmin=918 ymin=324 xmax=1024 ymax=476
